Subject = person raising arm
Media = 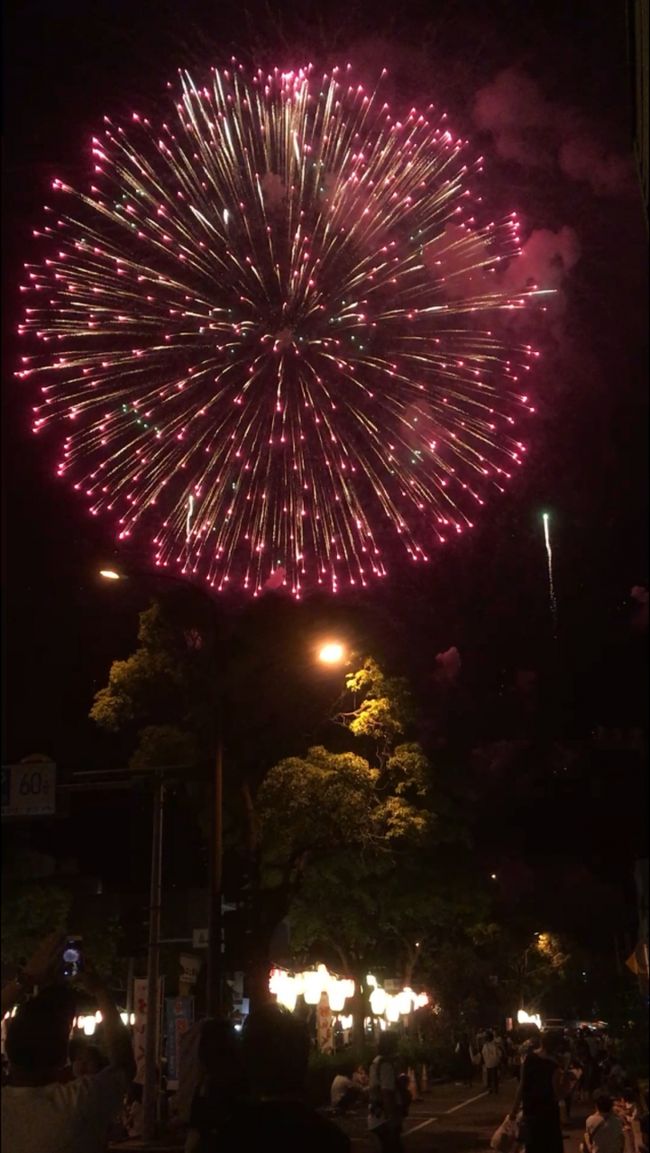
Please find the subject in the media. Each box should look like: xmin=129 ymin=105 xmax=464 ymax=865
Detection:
xmin=2 ymin=944 xmax=135 ymax=1153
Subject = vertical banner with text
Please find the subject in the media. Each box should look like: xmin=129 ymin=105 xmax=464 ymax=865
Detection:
xmin=165 ymin=997 xmax=195 ymax=1089
xmin=316 ymin=992 xmax=334 ymax=1054
xmin=132 ymin=977 xmax=164 ymax=1085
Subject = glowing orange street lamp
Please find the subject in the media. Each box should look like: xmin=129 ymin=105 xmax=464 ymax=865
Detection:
xmin=318 ymin=641 xmax=346 ymax=665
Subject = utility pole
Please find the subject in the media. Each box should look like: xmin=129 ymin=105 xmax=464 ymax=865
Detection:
xmin=142 ymin=774 xmax=164 ymax=1141
xmin=206 ymin=732 xmax=223 ymax=1017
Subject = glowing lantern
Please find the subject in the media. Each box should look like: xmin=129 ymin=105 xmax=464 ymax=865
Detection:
xmin=328 ymin=976 xmax=355 ymax=1012
xmin=385 ymin=994 xmax=401 ymax=1023
xmin=302 ymin=963 xmax=329 ymax=1006
xmin=517 ymin=1009 xmax=542 ymax=1029
xmin=280 ymin=977 xmax=298 ymax=1012
xmin=328 ymin=980 xmax=346 ymax=1012
xmin=369 ymin=987 xmax=387 ymax=1016
xmin=269 ymin=967 xmax=302 ymax=1011
xmin=397 ymin=988 xmax=414 ymax=1016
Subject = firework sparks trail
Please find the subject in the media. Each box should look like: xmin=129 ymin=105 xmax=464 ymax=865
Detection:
xmin=19 ymin=63 xmax=542 ymax=597
xmin=542 ymin=511 xmax=558 ymax=636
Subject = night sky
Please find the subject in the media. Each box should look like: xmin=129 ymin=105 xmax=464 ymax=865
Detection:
xmin=2 ymin=1 xmax=648 ymax=900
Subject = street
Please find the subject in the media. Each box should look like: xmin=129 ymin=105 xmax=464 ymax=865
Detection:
xmin=335 ymin=1079 xmax=590 ymax=1153
xmin=107 ymin=1078 xmax=592 ymax=1152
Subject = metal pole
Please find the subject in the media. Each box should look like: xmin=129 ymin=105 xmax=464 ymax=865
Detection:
xmin=206 ymin=732 xmax=223 ymax=1016
xmin=142 ymin=775 xmax=164 ymax=1141
xmin=125 ymin=956 xmax=135 ymax=1016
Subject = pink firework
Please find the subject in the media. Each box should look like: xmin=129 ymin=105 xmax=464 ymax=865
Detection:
xmin=19 ymin=63 xmax=538 ymax=597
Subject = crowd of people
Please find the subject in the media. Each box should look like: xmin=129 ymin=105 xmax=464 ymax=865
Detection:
xmin=451 ymin=1022 xmax=648 ymax=1153
xmin=505 ymin=1025 xmax=648 ymax=1153
xmin=1 ymin=934 xmax=647 ymax=1153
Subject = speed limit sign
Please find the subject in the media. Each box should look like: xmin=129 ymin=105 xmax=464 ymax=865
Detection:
xmin=1 ymin=757 xmax=56 ymax=817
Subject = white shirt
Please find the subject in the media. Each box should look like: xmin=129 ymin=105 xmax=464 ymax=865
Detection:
xmin=585 ymin=1110 xmax=624 ymax=1153
xmin=482 ymin=1041 xmax=501 ymax=1069
xmin=368 ymin=1056 xmax=397 ymax=1130
xmin=1 ymin=1066 xmax=126 ymax=1153
xmin=330 ymin=1073 xmax=354 ymax=1107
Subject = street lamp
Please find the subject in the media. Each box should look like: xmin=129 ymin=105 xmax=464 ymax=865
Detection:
xmin=317 ymin=641 xmax=347 ymax=665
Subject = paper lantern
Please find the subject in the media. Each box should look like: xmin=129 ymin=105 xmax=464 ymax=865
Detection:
xmin=369 ymin=987 xmax=387 ymax=1016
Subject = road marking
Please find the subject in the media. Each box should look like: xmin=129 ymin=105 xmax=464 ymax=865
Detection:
xmin=405 ymin=1115 xmax=439 ymax=1134
xmin=403 ymin=1090 xmax=489 ymax=1137
xmin=350 ymin=1090 xmax=492 ymax=1143
xmin=444 ymin=1090 xmax=489 ymax=1114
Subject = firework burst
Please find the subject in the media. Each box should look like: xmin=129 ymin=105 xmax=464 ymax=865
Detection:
xmin=19 ymin=63 xmax=539 ymax=596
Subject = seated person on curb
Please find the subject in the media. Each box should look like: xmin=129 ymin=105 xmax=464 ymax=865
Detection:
xmin=1 ymin=932 xmax=136 ymax=1153
xmin=584 ymin=1093 xmax=625 ymax=1153
xmin=331 ymin=1061 xmax=366 ymax=1114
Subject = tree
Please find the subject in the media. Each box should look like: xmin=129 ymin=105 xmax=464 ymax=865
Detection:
xmin=1 ymin=881 xmax=72 ymax=972
xmin=1 ymin=878 xmax=122 ymax=984
xmin=90 ymin=597 xmax=213 ymax=772
xmin=250 ymin=657 xmax=441 ymax=1041
xmin=89 ymin=592 xmax=406 ymax=1004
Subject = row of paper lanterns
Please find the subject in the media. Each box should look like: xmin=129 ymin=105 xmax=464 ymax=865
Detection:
xmin=269 ymin=964 xmax=429 ymax=1020
xmin=269 ymin=963 xmax=355 ymax=1012
xmin=73 ymin=1011 xmax=137 ymax=1036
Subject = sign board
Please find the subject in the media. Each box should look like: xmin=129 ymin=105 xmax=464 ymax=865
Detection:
xmin=179 ymin=954 xmax=202 ymax=985
xmin=1 ymin=761 xmax=56 ymax=817
xmin=165 ymin=996 xmax=194 ymax=1089
xmin=132 ymin=976 xmax=164 ymax=1086
xmin=317 ymin=992 xmax=334 ymax=1054
xmin=192 ymin=928 xmax=209 ymax=949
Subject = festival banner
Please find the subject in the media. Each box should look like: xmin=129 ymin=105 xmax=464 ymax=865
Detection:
xmin=165 ymin=996 xmax=195 ymax=1089
xmin=132 ymin=976 xmax=164 ymax=1085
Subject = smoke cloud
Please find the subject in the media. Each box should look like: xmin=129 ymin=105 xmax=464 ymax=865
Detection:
xmin=434 ymin=645 xmax=462 ymax=685
xmin=474 ymin=68 xmax=633 ymax=198
xmin=501 ymin=225 xmax=581 ymax=320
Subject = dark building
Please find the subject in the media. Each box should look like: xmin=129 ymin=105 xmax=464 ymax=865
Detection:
xmin=628 ymin=0 xmax=649 ymax=220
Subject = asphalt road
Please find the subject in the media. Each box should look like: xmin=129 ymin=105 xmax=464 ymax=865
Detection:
xmin=335 ymin=1078 xmax=591 ymax=1152
xmin=108 ymin=1078 xmax=593 ymax=1151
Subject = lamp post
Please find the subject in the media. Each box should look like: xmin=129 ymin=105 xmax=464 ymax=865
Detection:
xmin=142 ymin=772 xmax=164 ymax=1141
xmin=206 ymin=724 xmax=224 ymax=1018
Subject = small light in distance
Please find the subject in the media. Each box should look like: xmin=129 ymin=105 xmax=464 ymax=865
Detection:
xmin=318 ymin=642 xmax=346 ymax=665
xmin=490 ymin=873 xmax=497 ymax=880
xmin=99 ymin=568 xmax=122 ymax=580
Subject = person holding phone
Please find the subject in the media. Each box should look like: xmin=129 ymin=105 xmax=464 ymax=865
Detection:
xmin=1 ymin=932 xmax=135 ymax=1153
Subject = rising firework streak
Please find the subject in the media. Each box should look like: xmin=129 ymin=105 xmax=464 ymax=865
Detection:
xmin=542 ymin=511 xmax=558 ymax=636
